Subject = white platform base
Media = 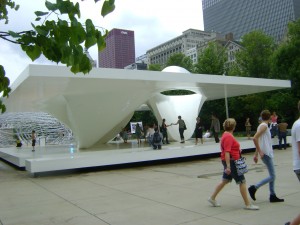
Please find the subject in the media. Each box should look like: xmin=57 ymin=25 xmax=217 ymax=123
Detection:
xmin=0 ymin=137 xmax=290 ymax=175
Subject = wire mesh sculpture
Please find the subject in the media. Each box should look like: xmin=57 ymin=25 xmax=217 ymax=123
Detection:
xmin=0 ymin=112 xmax=74 ymax=147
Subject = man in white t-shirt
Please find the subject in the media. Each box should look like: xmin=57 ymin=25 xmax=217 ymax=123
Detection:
xmin=292 ymin=100 xmax=300 ymax=180
xmin=285 ymin=100 xmax=300 ymax=225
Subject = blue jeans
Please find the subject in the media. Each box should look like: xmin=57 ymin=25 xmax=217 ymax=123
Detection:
xmin=255 ymin=155 xmax=276 ymax=195
xmin=278 ymin=131 xmax=287 ymax=149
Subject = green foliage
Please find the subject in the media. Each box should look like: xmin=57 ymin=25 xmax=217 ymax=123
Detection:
xmin=0 ymin=65 xmax=10 ymax=113
xmin=148 ymin=64 xmax=161 ymax=71
xmin=165 ymin=53 xmax=194 ymax=72
xmin=233 ymin=30 xmax=275 ymax=78
xmin=0 ymin=0 xmax=115 ymax=113
xmin=0 ymin=0 xmax=19 ymax=24
xmin=200 ymin=99 xmax=226 ymax=131
xmin=195 ymin=41 xmax=227 ymax=75
xmin=101 ymin=0 xmax=115 ymax=17
xmin=272 ymin=19 xmax=300 ymax=98
xmin=199 ymin=31 xmax=297 ymax=131
xmin=130 ymin=111 xmax=157 ymax=128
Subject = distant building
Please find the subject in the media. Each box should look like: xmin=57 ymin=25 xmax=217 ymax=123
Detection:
xmin=224 ymin=40 xmax=242 ymax=65
xmin=124 ymin=62 xmax=147 ymax=70
xmin=124 ymin=54 xmax=149 ymax=70
xmin=84 ymin=48 xmax=97 ymax=67
xmin=135 ymin=54 xmax=149 ymax=65
xmin=146 ymin=29 xmax=220 ymax=66
xmin=197 ymin=33 xmax=243 ymax=66
xmin=202 ymin=0 xmax=300 ymax=43
xmin=98 ymin=28 xmax=135 ymax=69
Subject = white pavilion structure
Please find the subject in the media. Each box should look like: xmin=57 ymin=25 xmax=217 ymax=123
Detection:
xmin=2 ymin=64 xmax=291 ymax=149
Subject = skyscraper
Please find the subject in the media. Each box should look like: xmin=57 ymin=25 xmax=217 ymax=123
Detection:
xmin=202 ymin=0 xmax=300 ymax=42
xmin=98 ymin=28 xmax=135 ymax=69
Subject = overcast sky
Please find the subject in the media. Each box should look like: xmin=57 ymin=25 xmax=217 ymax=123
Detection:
xmin=0 ymin=0 xmax=204 ymax=84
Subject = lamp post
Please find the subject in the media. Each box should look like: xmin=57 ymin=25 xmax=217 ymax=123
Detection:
xmin=223 ymin=73 xmax=229 ymax=118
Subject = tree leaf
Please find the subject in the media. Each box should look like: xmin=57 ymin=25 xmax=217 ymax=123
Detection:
xmin=8 ymin=30 xmax=21 ymax=38
xmin=23 ymin=45 xmax=42 ymax=61
xmin=32 ymin=23 xmax=49 ymax=36
xmin=45 ymin=1 xmax=58 ymax=11
xmin=85 ymin=19 xmax=97 ymax=48
xmin=34 ymin=11 xmax=48 ymax=16
xmin=101 ymin=0 xmax=115 ymax=17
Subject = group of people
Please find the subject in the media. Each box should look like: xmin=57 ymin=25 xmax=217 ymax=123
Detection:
xmin=120 ymin=113 xmax=221 ymax=148
xmin=246 ymin=111 xmax=289 ymax=150
xmin=208 ymin=102 xmax=300 ymax=225
xmin=158 ymin=114 xmax=219 ymax=146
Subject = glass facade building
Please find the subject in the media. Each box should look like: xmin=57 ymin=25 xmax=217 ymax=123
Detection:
xmin=98 ymin=28 xmax=135 ymax=69
xmin=202 ymin=0 xmax=300 ymax=42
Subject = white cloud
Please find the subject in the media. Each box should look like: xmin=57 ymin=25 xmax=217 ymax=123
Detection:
xmin=1 ymin=0 xmax=203 ymax=84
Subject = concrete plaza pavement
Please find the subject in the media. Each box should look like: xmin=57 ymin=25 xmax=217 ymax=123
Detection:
xmin=0 ymin=143 xmax=298 ymax=225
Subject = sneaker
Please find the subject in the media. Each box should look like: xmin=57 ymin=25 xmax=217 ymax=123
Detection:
xmin=248 ymin=185 xmax=257 ymax=201
xmin=208 ymin=197 xmax=220 ymax=207
xmin=244 ymin=204 xmax=259 ymax=210
xmin=270 ymin=194 xmax=284 ymax=203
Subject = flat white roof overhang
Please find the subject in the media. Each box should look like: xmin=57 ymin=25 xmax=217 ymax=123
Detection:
xmin=3 ymin=64 xmax=291 ymax=148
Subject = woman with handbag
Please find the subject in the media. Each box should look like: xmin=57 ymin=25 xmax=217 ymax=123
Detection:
xmin=208 ymin=118 xmax=259 ymax=210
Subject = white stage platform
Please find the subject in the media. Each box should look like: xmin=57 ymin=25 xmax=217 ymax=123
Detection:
xmin=0 ymin=137 xmax=290 ymax=176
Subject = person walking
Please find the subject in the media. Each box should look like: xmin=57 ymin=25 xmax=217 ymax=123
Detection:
xmin=172 ymin=116 xmax=186 ymax=143
xmin=195 ymin=117 xmax=203 ymax=145
xmin=210 ymin=113 xmax=220 ymax=143
xmin=208 ymin=118 xmax=259 ymax=210
xmin=285 ymin=100 xmax=300 ymax=225
xmin=248 ymin=110 xmax=284 ymax=203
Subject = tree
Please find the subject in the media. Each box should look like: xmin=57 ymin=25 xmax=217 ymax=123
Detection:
xmin=165 ymin=53 xmax=194 ymax=72
xmin=232 ymin=30 xmax=275 ymax=78
xmin=0 ymin=0 xmax=115 ymax=113
xmin=194 ymin=41 xmax=227 ymax=123
xmin=272 ymin=18 xmax=300 ymax=99
xmin=194 ymin=41 xmax=227 ymax=75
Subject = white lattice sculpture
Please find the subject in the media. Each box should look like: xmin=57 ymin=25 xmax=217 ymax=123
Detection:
xmin=0 ymin=112 xmax=73 ymax=147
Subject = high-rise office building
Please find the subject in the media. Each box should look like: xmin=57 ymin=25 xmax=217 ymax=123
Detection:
xmin=98 ymin=28 xmax=135 ymax=69
xmin=202 ymin=0 xmax=300 ymax=42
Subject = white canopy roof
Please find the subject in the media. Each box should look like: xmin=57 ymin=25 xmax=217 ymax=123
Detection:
xmin=3 ymin=64 xmax=291 ymax=148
